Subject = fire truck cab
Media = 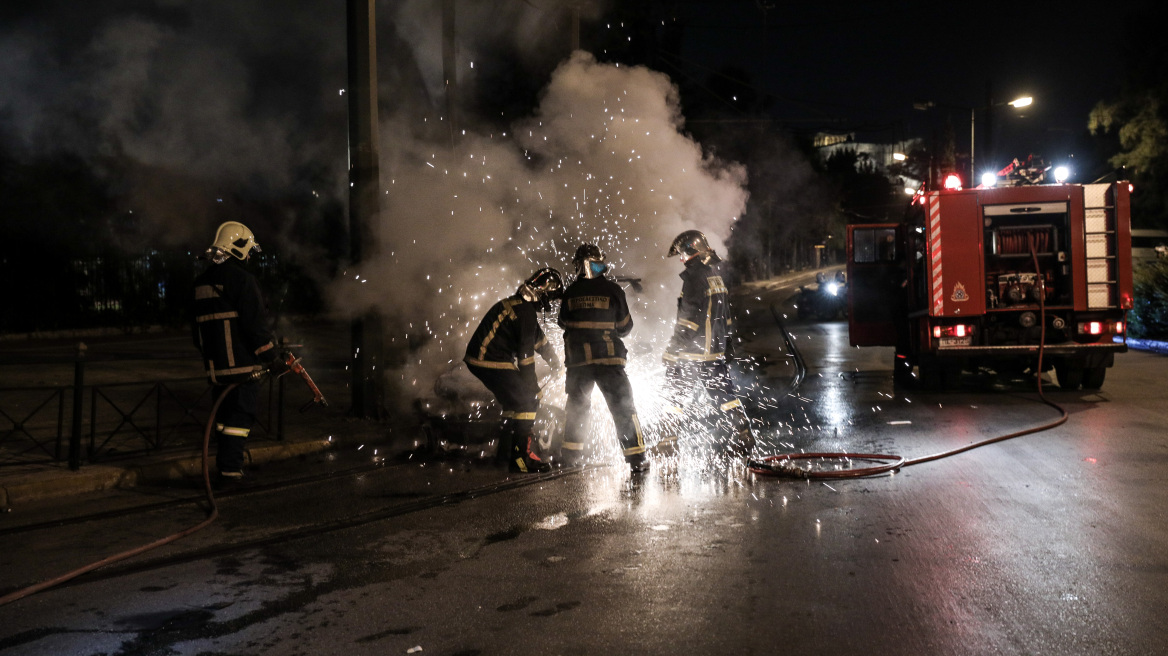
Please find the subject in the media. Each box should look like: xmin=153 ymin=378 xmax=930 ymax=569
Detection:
xmin=847 ymin=180 xmax=1133 ymax=390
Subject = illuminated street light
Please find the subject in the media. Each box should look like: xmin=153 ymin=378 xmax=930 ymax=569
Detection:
xmin=892 ymin=152 xmax=906 ymax=161
xmin=914 ymin=95 xmax=1034 ymax=185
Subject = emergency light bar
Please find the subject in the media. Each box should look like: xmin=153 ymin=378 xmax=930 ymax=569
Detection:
xmin=943 ymin=173 xmax=963 ymax=190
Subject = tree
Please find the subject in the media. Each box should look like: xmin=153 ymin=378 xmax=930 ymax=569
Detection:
xmin=1087 ymin=9 xmax=1168 ymax=229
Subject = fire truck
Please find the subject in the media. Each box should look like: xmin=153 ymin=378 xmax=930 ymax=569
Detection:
xmin=846 ymin=176 xmax=1133 ymax=390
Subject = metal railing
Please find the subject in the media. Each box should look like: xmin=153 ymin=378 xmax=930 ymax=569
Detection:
xmin=0 ymin=345 xmax=285 ymax=470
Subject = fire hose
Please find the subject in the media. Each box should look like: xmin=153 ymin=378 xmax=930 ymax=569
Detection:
xmin=0 ymin=352 xmax=325 ymax=607
xmin=750 ymin=246 xmax=1067 ymax=479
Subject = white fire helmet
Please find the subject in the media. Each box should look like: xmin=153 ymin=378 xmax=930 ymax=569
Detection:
xmin=208 ymin=221 xmax=262 ymax=262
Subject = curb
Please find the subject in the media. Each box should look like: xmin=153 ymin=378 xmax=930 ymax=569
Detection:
xmin=0 ymin=439 xmax=333 ymax=508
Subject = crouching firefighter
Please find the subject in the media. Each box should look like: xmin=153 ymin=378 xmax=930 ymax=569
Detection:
xmin=659 ymin=230 xmax=756 ymax=456
xmin=559 ymin=244 xmax=649 ymax=473
xmin=464 ymin=268 xmax=564 ymax=474
xmin=191 ymin=222 xmax=284 ymax=484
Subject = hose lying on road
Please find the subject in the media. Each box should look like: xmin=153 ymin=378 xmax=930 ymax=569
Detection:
xmin=751 ymin=278 xmax=1068 ymax=479
xmin=0 ymin=383 xmax=236 ymax=607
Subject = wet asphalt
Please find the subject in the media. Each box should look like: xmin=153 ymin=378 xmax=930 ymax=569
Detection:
xmin=2 ymin=283 xmax=1167 ymax=656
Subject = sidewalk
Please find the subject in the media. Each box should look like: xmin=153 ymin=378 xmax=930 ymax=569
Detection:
xmin=0 ymin=320 xmax=422 ymax=511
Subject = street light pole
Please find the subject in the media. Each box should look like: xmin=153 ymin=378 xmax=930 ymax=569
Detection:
xmin=916 ymin=96 xmax=1032 ymax=184
xmin=970 ymin=107 xmax=976 ymax=182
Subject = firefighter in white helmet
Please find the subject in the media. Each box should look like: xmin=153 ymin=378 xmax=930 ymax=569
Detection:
xmin=191 ymin=221 xmax=281 ymax=485
xmin=659 ymin=230 xmax=755 ymax=456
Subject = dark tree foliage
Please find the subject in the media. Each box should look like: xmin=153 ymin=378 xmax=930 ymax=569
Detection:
xmin=0 ymin=148 xmax=330 ymax=334
xmin=1088 ymin=8 xmax=1168 ymax=231
xmin=1130 ymin=260 xmax=1168 ymax=339
xmin=823 ymin=149 xmax=900 ymax=222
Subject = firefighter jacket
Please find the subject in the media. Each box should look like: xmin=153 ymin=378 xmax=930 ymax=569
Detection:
xmin=464 ymin=295 xmax=557 ymax=388
xmin=664 ymin=259 xmax=733 ymax=363
xmin=191 ymin=260 xmax=277 ymax=384
xmin=558 ymin=275 xmax=633 ymax=367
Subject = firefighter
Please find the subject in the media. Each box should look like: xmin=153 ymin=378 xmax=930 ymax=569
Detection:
xmin=464 ymin=267 xmax=564 ymax=474
xmin=191 ymin=221 xmax=282 ymax=484
xmin=658 ymin=230 xmax=756 ymax=456
xmin=558 ymin=244 xmax=649 ymax=473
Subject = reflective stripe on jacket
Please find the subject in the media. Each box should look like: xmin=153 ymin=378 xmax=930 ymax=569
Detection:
xmin=558 ymin=276 xmax=633 ymax=366
xmin=664 ymin=260 xmax=732 ymax=363
xmin=191 ymin=261 xmax=275 ymax=384
xmin=464 ymin=295 xmax=553 ymax=388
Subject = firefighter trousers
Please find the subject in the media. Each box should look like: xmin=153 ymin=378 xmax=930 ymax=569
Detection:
xmin=563 ymin=364 xmax=645 ymax=458
xmin=662 ymin=360 xmax=750 ymax=444
xmin=212 ymin=380 xmax=259 ymax=474
xmin=467 ymin=365 xmax=540 ymax=459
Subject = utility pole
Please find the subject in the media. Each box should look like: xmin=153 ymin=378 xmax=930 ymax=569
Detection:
xmin=346 ymin=0 xmax=385 ymax=418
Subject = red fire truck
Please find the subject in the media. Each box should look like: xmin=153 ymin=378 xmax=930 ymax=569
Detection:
xmin=846 ymin=177 xmax=1133 ymax=390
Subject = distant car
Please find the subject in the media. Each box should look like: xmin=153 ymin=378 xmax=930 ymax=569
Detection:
xmin=1132 ymin=229 xmax=1168 ymax=267
xmin=796 ymin=271 xmax=848 ymax=320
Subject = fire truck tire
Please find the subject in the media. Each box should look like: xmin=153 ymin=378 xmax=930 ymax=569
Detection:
xmin=1082 ymin=366 xmax=1107 ymax=390
xmin=893 ymin=357 xmax=916 ymax=387
xmin=918 ymin=357 xmax=959 ymax=390
xmin=1054 ymin=362 xmax=1084 ymax=390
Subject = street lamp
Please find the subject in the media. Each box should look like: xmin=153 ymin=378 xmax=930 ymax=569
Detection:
xmin=914 ymin=95 xmax=1033 ymax=184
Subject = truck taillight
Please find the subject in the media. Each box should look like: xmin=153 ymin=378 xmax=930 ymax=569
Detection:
xmin=1077 ymin=321 xmax=1124 ymax=336
xmin=933 ymin=324 xmax=973 ymax=338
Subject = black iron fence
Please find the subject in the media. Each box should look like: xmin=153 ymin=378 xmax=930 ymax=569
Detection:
xmin=0 ymin=347 xmax=288 ymax=470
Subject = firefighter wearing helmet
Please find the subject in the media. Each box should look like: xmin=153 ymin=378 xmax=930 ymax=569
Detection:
xmin=464 ymin=267 xmax=564 ymax=473
xmin=659 ymin=229 xmax=756 ymax=456
xmin=558 ymin=244 xmax=649 ymax=473
xmin=191 ymin=221 xmax=281 ymax=485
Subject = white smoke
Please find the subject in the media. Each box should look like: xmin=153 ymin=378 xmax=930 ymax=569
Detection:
xmin=334 ymin=52 xmax=749 ymax=395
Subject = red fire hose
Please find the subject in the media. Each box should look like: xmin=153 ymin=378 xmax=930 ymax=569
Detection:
xmin=751 ymin=238 xmax=1067 ymax=479
xmin=0 ymin=383 xmax=236 ymax=607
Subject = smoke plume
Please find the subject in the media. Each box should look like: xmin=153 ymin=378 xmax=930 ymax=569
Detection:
xmin=336 ymin=51 xmax=749 ymax=394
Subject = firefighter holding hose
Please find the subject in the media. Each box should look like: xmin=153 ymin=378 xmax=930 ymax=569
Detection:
xmin=658 ymin=230 xmax=756 ymax=457
xmin=191 ymin=221 xmax=284 ymax=486
xmin=465 ymin=268 xmax=564 ymax=474
xmin=558 ymin=244 xmax=649 ymax=473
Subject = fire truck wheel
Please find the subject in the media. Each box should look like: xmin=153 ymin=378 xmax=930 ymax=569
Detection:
xmin=1054 ymin=362 xmax=1084 ymax=390
xmin=893 ymin=358 xmax=916 ymax=388
xmin=1081 ymin=366 xmax=1106 ymax=390
xmin=918 ymin=357 xmax=959 ymax=390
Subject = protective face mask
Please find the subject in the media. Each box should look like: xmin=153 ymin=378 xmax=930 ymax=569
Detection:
xmin=590 ymin=262 xmax=607 ymax=276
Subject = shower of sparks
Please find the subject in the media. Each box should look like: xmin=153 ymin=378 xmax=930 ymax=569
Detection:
xmin=334 ymin=55 xmax=809 ymax=469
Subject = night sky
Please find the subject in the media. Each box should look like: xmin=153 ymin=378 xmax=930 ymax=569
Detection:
xmin=665 ymin=1 xmax=1149 ymax=177
xmin=1 ymin=1 xmax=1151 ymax=187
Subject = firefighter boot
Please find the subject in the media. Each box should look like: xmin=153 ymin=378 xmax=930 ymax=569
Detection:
xmin=727 ymin=408 xmax=756 ymax=457
xmin=627 ymin=453 xmax=651 ymax=474
xmin=510 ymin=434 xmax=551 ymax=474
xmin=494 ymin=427 xmax=515 ymax=464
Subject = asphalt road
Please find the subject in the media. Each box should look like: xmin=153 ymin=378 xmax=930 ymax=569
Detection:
xmin=2 ymin=286 xmax=1167 ymax=655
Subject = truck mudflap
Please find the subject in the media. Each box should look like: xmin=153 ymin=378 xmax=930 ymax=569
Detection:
xmin=932 ymin=342 xmax=1127 ymax=357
